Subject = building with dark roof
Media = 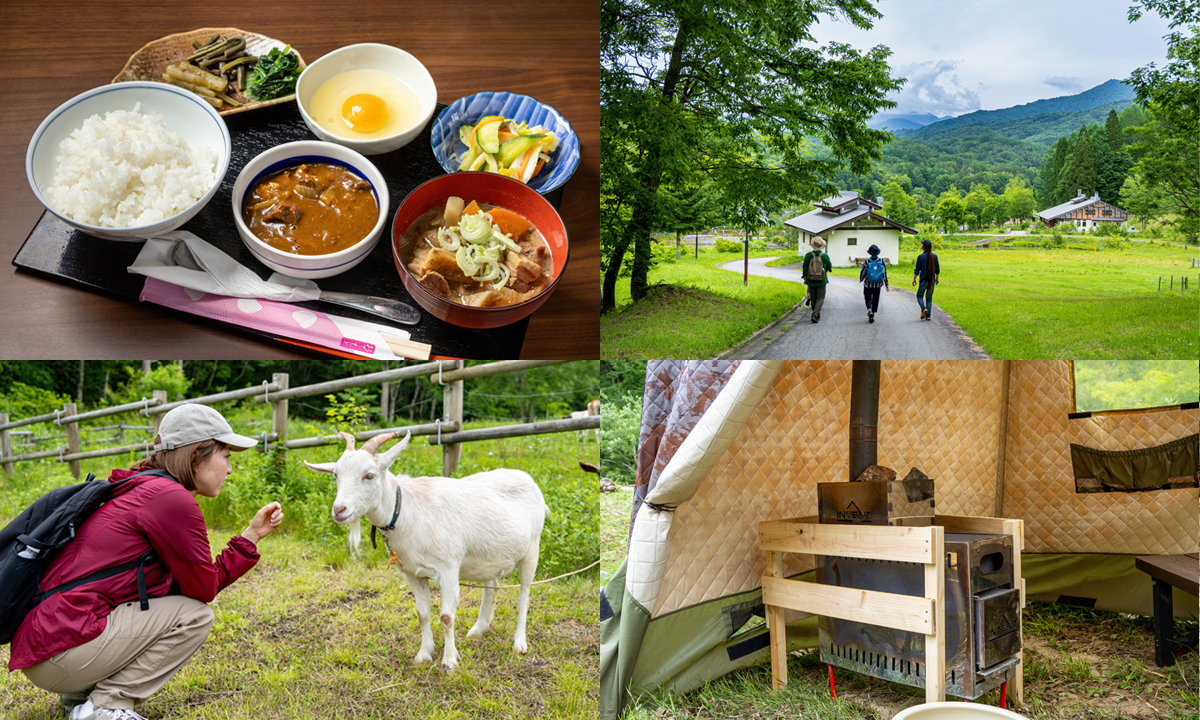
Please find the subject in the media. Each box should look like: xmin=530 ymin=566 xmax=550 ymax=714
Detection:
xmin=1037 ymin=191 xmax=1128 ymax=231
xmin=782 ymin=192 xmax=917 ymax=267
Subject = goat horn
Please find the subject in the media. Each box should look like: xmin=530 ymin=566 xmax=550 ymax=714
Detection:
xmin=361 ymin=431 xmax=400 ymax=455
xmin=338 ymin=432 xmax=356 ymax=452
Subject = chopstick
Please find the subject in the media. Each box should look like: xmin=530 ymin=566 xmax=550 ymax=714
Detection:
xmin=382 ymin=334 xmax=432 ymax=360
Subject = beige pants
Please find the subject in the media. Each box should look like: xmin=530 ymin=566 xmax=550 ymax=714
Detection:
xmin=22 ymin=595 xmax=214 ymax=711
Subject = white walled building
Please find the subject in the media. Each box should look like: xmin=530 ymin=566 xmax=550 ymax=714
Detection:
xmin=1036 ymin=191 xmax=1129 ymax=232
xmin=783 ymin=192 xmax=917 ymax=267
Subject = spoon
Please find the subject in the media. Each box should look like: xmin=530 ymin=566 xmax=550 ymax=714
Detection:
xmin=170 ymin=242 xmax=421 ymax=326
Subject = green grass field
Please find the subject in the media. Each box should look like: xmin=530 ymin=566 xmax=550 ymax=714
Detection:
xmin=601 ymin=251 xmax=805 ymax=360
xmin=0 ymin=423 xmax=599 ymax=719
xmin=602 ymin=241 xmax=1199 ymax=359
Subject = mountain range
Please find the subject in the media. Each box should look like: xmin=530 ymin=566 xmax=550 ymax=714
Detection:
xmin=889 ymin=79 xmax=1137 ymax=149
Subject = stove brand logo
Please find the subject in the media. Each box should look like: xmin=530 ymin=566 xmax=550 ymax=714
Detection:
xmin=837 ymin=501 xmax=871 ymax=520
xmin=988 ymin=614 xmax=1018 ymax=639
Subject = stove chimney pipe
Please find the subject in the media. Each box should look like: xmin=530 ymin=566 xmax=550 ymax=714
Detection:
xmin=848 ymin=360 xmax=880 ymax=481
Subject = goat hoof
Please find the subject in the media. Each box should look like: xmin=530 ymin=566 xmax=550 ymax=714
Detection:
xmin=441 ymin=655 xmax=459 ymax=669
xmin=414 ymin=650 xmax=434 ymax=664
xmin=467 ymin=625 xmax=488 ymax=638
xmin=514 ymin=639 xmax=528 ymax=654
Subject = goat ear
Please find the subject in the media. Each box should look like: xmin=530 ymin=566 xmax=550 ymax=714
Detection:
xmin=378 ymin=431 xmax=411 ymax=470
xmin=304 ymin=460 xmax=336 ymax=474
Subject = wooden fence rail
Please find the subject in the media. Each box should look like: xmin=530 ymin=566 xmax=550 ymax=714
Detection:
xmin=1 ymin=360 xmax=600 ymax=479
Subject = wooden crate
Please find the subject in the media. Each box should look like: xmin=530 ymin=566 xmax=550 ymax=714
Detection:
xmin=758 ymin=514 xmax=1025 ymax=704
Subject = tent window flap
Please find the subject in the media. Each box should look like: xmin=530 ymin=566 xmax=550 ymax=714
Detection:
xmin=1070 ymin=433 xmax=1198 ymax=493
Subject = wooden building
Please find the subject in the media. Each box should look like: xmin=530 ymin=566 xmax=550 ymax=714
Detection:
xmin=1037 ymin=191 xmax=1128 ymax=231
xmin=783 ymin=192 xmax=917 ymax=267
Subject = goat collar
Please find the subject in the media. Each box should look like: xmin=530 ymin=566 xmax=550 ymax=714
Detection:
xmin=370 ymin=484 xmax=402 ymax=550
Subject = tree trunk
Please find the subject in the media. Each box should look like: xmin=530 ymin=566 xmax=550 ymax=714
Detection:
xmin=601 ymin=18 xmax=690 ymax=311
xmin=675 ymin=229 xmax=680 ymax=260
xmin=76 ymin=360 xmax=85 ymax=404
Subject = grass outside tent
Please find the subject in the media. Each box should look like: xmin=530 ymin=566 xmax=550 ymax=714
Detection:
xmin=601 ymin=240 xmax=1199 ymax=360
xmin=0 ymin=420 xmax=599 ymax=719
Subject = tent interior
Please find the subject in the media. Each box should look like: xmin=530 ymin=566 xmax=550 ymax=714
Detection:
xmin=600 ymin=360 xmax=1198 ymax=719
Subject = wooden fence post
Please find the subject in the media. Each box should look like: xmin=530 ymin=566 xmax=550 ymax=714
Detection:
xmin=62 ymin=403 xmax=81 ymax=480
xmin=271 ymin=373 xmax=289 ymax=451
xmin=1 ymin=413 xmax=11 ymax=476
xmin=148 ymin=391 xmax=169 ymax=455
xmin=441 ymin=361 xmax=464 ymax=476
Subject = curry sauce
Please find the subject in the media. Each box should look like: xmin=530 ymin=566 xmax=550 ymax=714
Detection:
xmin=243 ymin=163 xmax=378 ymax=255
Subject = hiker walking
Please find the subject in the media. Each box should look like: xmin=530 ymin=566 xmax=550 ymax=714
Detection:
xmin=859 ymin=244 xmax=890 ymax=323
xmin=912 ymin=239 xmax=940 ymax=320
xmin=8 ymin=404 xmax=284 ymax=720
xmin=803 ymin=236 xmax=832 ymax=324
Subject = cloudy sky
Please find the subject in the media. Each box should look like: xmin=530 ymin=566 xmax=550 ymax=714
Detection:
xmin=809 ymin=0 xmax=1176 ymax=117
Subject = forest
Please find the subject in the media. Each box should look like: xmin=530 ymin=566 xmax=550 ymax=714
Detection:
xmin=0 ymin=360 xmax=602 ymax=426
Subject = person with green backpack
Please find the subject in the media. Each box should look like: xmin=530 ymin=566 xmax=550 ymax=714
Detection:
xmin=859 ymin=244 xmax=890 ymax=323
xmin=802 ymin=236 xmax=833 ymax=324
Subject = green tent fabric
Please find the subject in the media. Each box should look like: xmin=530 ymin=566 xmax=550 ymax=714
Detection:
xmin=1071 ymin=433 xmax=1198 ymax=491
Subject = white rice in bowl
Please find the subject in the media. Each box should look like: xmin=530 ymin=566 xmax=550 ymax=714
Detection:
xmin=46 ymin=103 xmax=217 ymax=228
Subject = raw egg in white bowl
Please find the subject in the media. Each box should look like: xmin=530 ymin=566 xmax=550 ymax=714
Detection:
xmin=309 ymin=69 xmax=421 ymax=140
xmin=296 ymin=43 xmax=437 ymax=155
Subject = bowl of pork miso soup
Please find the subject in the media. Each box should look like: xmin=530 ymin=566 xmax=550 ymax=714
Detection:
xmin=232 ymin=140 xmax=389 ymax=279
xmin=392 ymin=172 xmax=568 ymax=328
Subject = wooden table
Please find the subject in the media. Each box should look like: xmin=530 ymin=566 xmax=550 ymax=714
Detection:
xmin=0 ymin=0 xmax=598 ymax=359
xmin=1134 ymin=553 xmax=1199 ymax=667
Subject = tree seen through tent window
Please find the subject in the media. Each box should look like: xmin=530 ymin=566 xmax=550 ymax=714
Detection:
xmin=1073 ymin=360 xmax=1199 ymax=413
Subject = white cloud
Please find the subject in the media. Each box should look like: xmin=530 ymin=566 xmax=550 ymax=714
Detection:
xmin=890 ymin=60 xmax=982 ymax=117
xmin=1043 ymin=76 xmax=1084 ymax=91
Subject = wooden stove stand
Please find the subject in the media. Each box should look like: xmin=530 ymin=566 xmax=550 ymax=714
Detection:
xmin=758 ymin=514 xmax=1025 ymax=705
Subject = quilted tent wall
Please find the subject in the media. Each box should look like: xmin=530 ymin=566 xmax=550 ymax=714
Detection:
xmin=650 ymin=359 xmax=1008 ymax=618
xmin=1003 ymin=360 xmax=1198 ymax=556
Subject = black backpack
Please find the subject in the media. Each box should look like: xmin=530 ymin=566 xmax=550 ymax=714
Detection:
xmin=0 ymin=469 xmax=173 ymax=645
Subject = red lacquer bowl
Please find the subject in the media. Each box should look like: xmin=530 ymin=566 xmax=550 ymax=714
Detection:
xmin=391 ymin=172 xmax=569 ymax=329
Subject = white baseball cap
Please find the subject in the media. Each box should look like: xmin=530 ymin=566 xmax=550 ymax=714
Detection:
xmin=153 ymin=404 xmax=257 ymax=452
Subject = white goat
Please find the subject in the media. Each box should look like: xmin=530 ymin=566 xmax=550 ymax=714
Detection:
xmin=305 ymin=431 xmax=547 ymax=668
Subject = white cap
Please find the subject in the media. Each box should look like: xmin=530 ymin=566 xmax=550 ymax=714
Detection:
xmin=153 ymin=404 xmax=257 ymax=452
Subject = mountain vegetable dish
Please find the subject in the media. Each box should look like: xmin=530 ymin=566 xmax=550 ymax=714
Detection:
xmin=242 ymin=163 xmax=378 ymax=255
xmin=399 ymin=197 xmax=552 ymax=307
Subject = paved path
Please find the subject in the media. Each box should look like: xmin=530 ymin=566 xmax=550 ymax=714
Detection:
xmin=718 ymin=258 xmax=990 ymax=360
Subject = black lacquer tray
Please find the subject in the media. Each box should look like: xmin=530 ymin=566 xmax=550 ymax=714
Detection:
xmin=13 ymin=101 xmax=563 ymax=359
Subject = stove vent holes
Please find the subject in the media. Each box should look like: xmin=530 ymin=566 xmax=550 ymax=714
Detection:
xmin=830 ymin=643 xmax=921 ymax=677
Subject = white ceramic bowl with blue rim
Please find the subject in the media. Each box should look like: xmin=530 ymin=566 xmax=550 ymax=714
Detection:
xmin=431 ymin=91 xmax=580 ymax=194
xmin=25 ymin=81 xmax=231 ymax=242
xmin=232 ymin=140 xmax=389 ymax=280
xmin=296 ymin=43 xmax=438 ymax=156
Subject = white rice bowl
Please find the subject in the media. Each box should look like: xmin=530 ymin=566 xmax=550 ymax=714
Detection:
xmin=46 ymin=103 xmax=217 ymax=228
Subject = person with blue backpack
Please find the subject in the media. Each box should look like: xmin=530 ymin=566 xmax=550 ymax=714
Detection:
xmin=3 ymin=404 xmax=284 ymax=720
xmin=859 ymin=244 xmax=890 ymax=323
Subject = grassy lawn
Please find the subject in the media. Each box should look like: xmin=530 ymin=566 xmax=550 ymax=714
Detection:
xmin=602 ymin=240 xmax=1199 ymax=359
xmin=601 ymin=491 xmax=1199 ymax=720
xmin=600 ymin=252 xmax=805 ymax=360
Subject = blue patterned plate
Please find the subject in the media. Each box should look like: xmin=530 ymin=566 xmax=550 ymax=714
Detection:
xmin=430 ymin=91 xmax=579 ymax=194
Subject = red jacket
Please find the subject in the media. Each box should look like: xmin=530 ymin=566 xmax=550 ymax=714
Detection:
xmin=8 ymin=469 xmax=259 ymax=670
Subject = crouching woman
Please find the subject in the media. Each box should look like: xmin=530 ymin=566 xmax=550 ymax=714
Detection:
xmin=8 ymin=404 xmax=284 ymax=720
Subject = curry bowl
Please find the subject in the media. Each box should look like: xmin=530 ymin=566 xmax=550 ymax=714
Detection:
xmin=391 ymin=172 xmax=569 ymax=329
xmin=296 ymin=43 xmax=438 ymax=156
xmin=26 ymin=81 xmax=230 ymax=242
xmin=430 ymin=91 xmax=579 ymax=194
xmin=232 ymin=140 xmax=389 ymax=279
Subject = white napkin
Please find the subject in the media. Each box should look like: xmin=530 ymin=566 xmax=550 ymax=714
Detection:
xmin=128 ymin=230 xmax=322 ymax=302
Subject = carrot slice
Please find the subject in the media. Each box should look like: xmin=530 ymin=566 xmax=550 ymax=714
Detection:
xmin=486 ymin=207 xmax=531 ymax=238
xmin=531 ymin=159 xmax=546 ymax=178
xmin=464 ymin=200 xmax=481 ymax=216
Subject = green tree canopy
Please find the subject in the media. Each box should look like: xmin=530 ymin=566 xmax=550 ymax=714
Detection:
xmin=600 ymin=0 xmax=905 ymax=312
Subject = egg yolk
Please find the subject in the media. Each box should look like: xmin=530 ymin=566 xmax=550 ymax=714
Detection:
xmin=341 ymin=93 xmax=389 ymax=132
